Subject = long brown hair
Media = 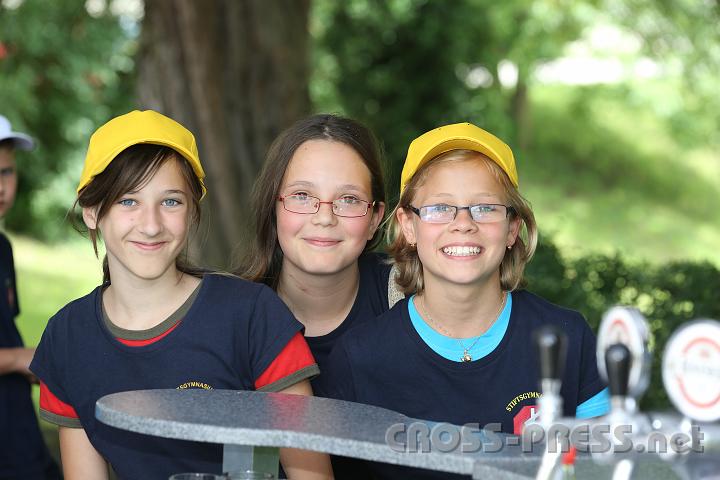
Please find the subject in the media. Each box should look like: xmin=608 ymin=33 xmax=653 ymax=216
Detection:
xmin=387 ymin=149 xmax=538 ymax=294
xmin=236 ymin=113 xmax=386 ymax=288
xmin=74 ymin=144 xmax=205 ymax=284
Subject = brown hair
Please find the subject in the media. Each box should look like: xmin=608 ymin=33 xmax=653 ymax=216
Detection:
xmin=74 ymin=144 xmax=204 ymax=284
xmin=387 ymin=149 xmax=538 ymax=295
xmin=236 ymin=113 xmax=386 ymax=288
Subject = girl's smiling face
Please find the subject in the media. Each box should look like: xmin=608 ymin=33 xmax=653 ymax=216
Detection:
xmin=83 ymin=158 xmax=192 ymax=283
xmin=397 ymin=158 xmax=520 ymax=291
xmin=276 ymin=139 xmax=385 ymax=277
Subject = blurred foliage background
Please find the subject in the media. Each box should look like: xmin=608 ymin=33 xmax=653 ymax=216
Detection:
xmin=2 ymin=0 xmax=719 ymax=413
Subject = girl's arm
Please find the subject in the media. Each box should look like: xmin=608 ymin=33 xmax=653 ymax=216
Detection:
xmin=278 ymin=379 xmax=334 ymax=480
xmin=0 ymin=347 xmax=34 ymax=376
xmin=59 ymin=426 xmax=109 ymax=480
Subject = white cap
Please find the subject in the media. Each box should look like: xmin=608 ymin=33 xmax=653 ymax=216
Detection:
xmin=0 ymin=115 xmax=35 ymax=151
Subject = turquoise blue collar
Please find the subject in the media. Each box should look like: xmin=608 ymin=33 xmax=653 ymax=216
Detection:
xmin=408 ymin=292 xmax=512 ymax=362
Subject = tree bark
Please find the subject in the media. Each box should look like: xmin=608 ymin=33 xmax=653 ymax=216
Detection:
xmin=511 ymin=72 xmax=530 ymax=152
xmin=138 ymin=0 xmax=310 ymax=268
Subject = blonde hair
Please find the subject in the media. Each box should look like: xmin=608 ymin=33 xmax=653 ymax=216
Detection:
xmin=386 ymin=149 xmax=537 ymax=295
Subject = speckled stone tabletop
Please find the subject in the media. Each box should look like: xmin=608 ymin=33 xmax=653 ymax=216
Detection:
xmin=96 ymin=389 xmax=681 ymax=479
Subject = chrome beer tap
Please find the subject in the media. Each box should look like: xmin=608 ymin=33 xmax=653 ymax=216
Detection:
xmin=536 ymin=325 xmax=567 ymax=429
xmin=597 ymin=343 xmax=651 ymax=479
xmin=533 ymin=325 xmax=568 ymax=480
xmin=593 ymin=307 xmax=653 ymax=480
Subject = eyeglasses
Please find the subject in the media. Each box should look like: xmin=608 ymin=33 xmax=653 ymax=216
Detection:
xmin=407 ymin=203 xmax=515 ymax=224
xmin=278 ymin=194 xmax=375 ymax=218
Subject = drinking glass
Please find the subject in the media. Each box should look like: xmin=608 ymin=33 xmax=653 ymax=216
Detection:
xmin=226 ymin=471 xmax=274 ymax=479
xmin=169 ymin=474 xmax=228 ymax=480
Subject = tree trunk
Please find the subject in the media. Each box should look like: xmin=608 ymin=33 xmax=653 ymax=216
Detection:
xmin=511 ymin=73 xmax=530 ymax=152
xmin=137 ymin=0 xmax=311 ymax=268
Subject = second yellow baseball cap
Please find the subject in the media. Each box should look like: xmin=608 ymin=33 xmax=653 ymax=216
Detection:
xmin=400 ymin=122 xmax=518 ymax=193
xmin=77 ymin=110 xmax=206 ymax=197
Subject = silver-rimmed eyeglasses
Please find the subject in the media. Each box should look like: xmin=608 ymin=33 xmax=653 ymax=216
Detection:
xmin=407 ymin=203 xmax=514 ymax=224
xmin=278 ymin=194 xmax=375 ymax=218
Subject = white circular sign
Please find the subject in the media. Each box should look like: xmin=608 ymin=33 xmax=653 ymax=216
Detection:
xmin=663 ymin=320 xmax=720 ymax=422
xmin=597 ymin=306 xmax=652 ymax=398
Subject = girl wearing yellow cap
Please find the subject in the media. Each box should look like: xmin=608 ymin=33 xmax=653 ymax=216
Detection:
xmin=30 ymin=111 xmax=332 ymax=480
xmin=317 ymin=123 xmax=609 ymax=479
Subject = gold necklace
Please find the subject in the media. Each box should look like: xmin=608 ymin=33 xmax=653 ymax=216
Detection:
xmin=420 ymin=292 xmax=507 ymax=363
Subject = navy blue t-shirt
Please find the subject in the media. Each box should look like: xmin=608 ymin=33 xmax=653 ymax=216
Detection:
xmin=317 ymin=290 xmax=605 ymax=479
xmin=0 ymin=233 xmax=61 ymax=480
xmin=30 ymin=274 xmax=309 ymax=480
xmin=305 ymin=252 xmax=392 ymax=381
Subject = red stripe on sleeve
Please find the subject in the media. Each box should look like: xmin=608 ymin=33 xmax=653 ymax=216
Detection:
xmin=40 ymin=382 xmax=79 ymax=419
xmin=254 ymin=332 xmax=316 ymax=390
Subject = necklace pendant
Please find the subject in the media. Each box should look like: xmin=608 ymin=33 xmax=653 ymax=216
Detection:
xmin=461 ymin=350 xmax=472 ymax=362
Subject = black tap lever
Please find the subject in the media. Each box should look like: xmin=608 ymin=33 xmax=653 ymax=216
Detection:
xmin=534 ymin=325 xmax=568 ymax=381
xmin=605 ymin=343 xmax=632 ymax=398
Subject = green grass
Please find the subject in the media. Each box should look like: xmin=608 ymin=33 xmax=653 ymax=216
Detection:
xmin=12 ymin=233 xmax=102 ymax=345
xmin=520 ymin=84 xmax=720 ymax=266
xmin=9 ymin=233 xmax=102 ymax=464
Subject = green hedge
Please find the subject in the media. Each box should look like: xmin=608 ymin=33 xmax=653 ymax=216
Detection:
xmin=525 ymin=236 xmax=720 ymax=410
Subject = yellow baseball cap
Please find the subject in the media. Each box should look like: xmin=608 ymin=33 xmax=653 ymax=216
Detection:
xmin=77 ymin=110 xmax=206 ymax=197
xmin=400 ymin=122 xmax=518 ymax=193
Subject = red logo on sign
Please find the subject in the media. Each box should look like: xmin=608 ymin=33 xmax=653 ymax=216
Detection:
xmin=678 ymin=337 xmax=720 ymax=408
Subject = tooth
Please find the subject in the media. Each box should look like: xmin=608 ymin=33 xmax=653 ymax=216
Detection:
xmin=443 ymin=246 xmax=481 ymax=256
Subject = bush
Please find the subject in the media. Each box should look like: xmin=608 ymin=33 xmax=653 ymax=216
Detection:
xmin=525 ymin=236 xmax=720 ymax=411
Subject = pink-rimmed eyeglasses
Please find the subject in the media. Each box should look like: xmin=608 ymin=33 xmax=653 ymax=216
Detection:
xmin=278 ymin=194 xmax=375 ymax=218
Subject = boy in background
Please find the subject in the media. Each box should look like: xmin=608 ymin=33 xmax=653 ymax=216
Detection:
xmin=0 ymin=114 xmax=61 ymax=479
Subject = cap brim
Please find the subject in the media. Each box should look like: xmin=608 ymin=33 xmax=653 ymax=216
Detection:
xmin=0 ymin=133 xmax=35 ymax=151
xmin=76 ymin=138 xmax=206 ymax=198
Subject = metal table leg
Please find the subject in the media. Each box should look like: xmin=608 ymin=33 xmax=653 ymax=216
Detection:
xmin=223 ymin=445 xmax=280 ymax=478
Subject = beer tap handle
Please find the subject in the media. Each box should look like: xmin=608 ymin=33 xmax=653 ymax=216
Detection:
xmin=535 ymin=325 xmax=568 ymax=382
xmin=605 ymin=344 xmax=636 ymax=480
xmin=606 ymin=343 xmax=631 ymax=399
xmin=533 ymin=326 xmax=569 ymax=480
